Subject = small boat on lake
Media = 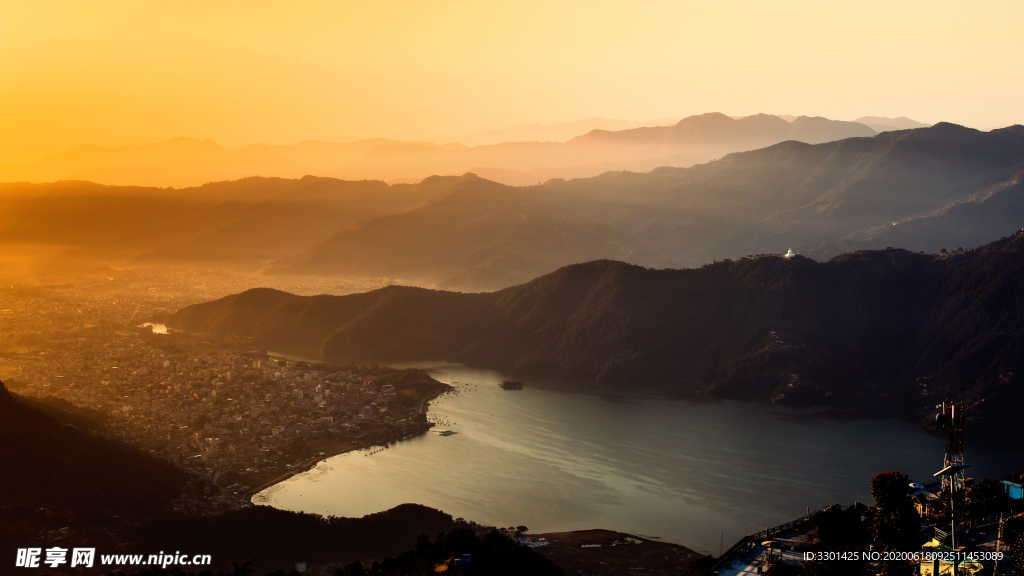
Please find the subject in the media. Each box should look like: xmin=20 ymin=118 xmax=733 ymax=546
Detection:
xmin=500 ymin=380 xmax=524 ymax=390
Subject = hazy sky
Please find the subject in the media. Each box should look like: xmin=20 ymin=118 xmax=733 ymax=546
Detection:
xmin=2 ymin=0 xmax=1021 ymax=161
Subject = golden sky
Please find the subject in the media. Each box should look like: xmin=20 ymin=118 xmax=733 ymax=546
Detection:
xmin=2 ymin=0 xmax=1021 ymax=162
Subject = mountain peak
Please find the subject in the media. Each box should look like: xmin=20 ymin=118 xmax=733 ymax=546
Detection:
xmin=929 ymin=121 xmax=973 ymax=132
xmin=901 ymin=122 xmax=982 ymax=142
xmin=993 ymin=124 xmax=1024 ymax=135
xmin=854 ymin=116 xmax=928 ymax=132
xmin=419 ymin=172 xmax=489 ymax=185
xmin=676 ymin=112 xmax=734 ymax=126
xmin=547 ymin=258 xmax=642 ymax=278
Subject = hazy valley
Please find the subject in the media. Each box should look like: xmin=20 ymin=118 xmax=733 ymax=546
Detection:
xmin=6 ymin=121 xmax=1023 ymax=292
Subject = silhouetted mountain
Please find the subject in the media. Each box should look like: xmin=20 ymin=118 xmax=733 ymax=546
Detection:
xmin=0 ymin=379 xmax=194 ymax=554
xmin=287 ymin=123 xmax=1024 ymax=289
xmin=855 ymin=116 xmax=929 ymax=132
xmin=174 ymin=233 xmax=1024 ymax=429
xmin=0 ymin=379 xmax=189 ymax=514
xmin=1 ymin=113 xmax=874 ymax=187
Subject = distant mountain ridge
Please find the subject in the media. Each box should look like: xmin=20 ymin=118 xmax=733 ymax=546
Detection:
xmin=0 ymin=113 xmax=875 ymax=187
xmin=286 ymin=122 xmax=1024 ymax=289
xmin=457 ymin=117 xmax=648 ymax=145
xmin=855 ymin=116 xmax=929 ymax=132
xmin=573 ymin=112 xmax=874 ymax=148
xmin=0 ymin=175 xmax=452 ymax=262
xmin=173 ymin=232 xmax=1024 ymax=431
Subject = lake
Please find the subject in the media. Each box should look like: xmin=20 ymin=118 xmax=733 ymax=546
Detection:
xmin=254 ymin=363 xmax=1020 ymax=553
xmin=138 ymin=322 xmax=169 ymax=335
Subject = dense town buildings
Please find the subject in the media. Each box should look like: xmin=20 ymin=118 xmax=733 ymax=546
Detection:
xmin=0 ymin=271 xmax=447 ymax=509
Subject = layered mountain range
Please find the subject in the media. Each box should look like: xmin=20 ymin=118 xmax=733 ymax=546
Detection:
xmin=172 ymin=232 xmax=1024 ymax=431
xmin=1 ymin=113 xmax=876 ymax=187
xmin=3 ymin=121 xmax=1022 ymax=292
xmin=287 ymin=122 xmax=1024 ymax=288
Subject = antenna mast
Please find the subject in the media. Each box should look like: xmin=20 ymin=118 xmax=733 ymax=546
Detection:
xmin=935 ymin=400 xmax=967 ymax=493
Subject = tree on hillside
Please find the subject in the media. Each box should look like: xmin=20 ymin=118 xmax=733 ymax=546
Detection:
xmin=871 ymin=472 xmax=919 ymax=576
xmin=967 ymin=478 xmax=1006 ymax=520
xmin=871 ymin=472 xmax=920 ymax=549
xmin=810 ymin=504 xmax=869 ymax=576
xmin=815 ymin=504 xmax=870 ymax=551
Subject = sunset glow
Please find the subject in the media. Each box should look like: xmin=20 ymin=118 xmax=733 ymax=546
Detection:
xmin=3 ymin=0 xmax=1021 ymax=167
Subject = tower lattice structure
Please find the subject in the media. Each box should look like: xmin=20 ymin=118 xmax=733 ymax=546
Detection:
xmin=935 ymin=400 xmax=967 ymax=494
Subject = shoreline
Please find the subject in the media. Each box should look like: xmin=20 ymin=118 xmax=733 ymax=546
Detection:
xmin=209 ymin=348 xmax=958 ymax=433
xmin=245 ymin=421 xmax=438 ymax=500
xmin=242 ymin=378 xmax=450 ymax=503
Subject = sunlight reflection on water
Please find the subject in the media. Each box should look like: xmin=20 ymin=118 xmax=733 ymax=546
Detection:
xmin=255 ymin=363 xmax=1020 ymax=553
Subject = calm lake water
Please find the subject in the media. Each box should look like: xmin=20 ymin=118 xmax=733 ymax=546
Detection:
xmin=254 ymin=363 xmax=1020 ymax=553
xmin=138 ymin=322 xmax=169 ymax=335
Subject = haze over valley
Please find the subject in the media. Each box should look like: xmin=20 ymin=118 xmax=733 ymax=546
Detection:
xmin=7 ymin=120 xmax=1023 ymax=291
xmin=3 ymin=1 xmax=1024 ymax=573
